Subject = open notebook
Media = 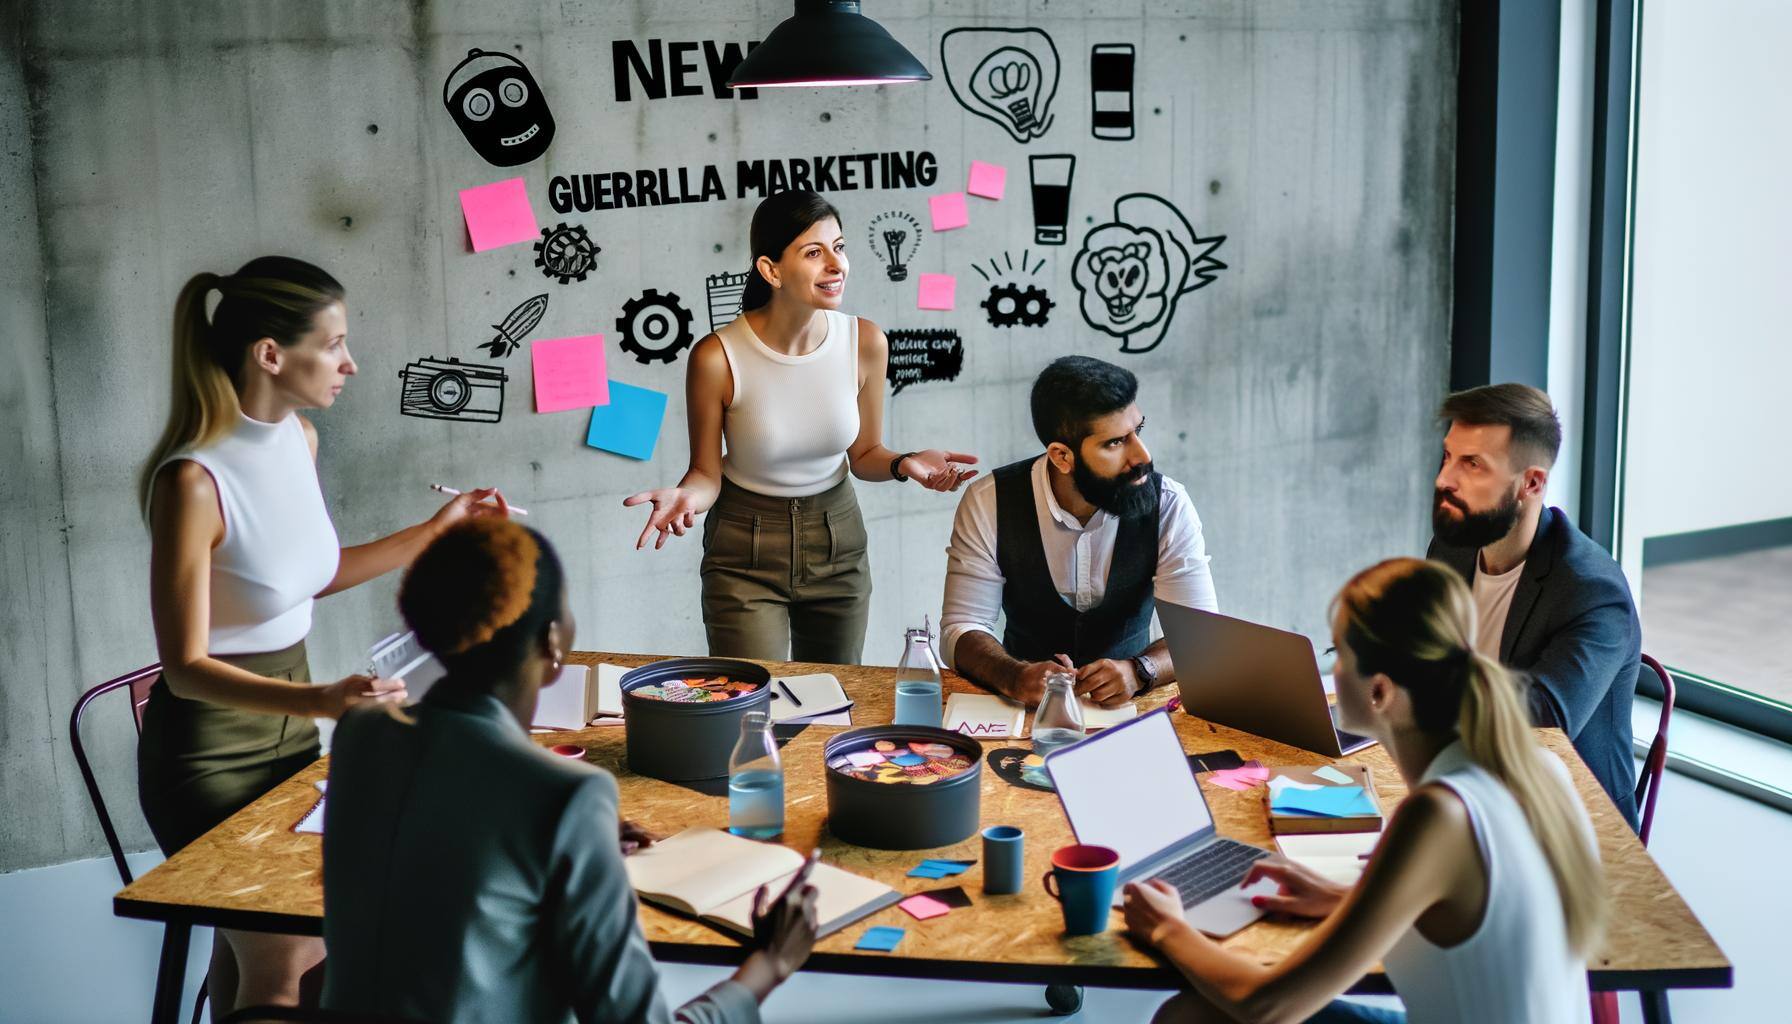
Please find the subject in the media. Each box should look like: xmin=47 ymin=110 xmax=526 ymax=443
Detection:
xmin=625 ymin=828 xmax=900 ymax=939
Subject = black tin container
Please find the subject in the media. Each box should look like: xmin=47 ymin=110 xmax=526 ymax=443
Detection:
xmin=824 ymin=725 xmax=983 ymax=850
xmin=621 ymin=658 xmax=772 ymax=782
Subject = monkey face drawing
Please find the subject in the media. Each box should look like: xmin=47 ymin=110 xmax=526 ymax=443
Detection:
xmin=1075 ymin=229 xmax=1170 ymax=332
xmin=443 ymin=48 xmax=556 ymax=166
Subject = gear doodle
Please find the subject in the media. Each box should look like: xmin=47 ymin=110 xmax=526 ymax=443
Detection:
xmin=981 ymin=282 xmax=1054 ymax=327
xmin=534 ymin=222 xmax=599 ymax=284
xmin=616 ymin=288 xmax=696 ymax=364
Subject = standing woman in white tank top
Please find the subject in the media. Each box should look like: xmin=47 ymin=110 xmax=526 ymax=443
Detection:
xmin=138 ymin=257 xmax=510 ymax=1018
xmin=1124 ymin=558 xmax=1607 ymax=1024
xmin=626 ymin=192 xmax=979 ymax=663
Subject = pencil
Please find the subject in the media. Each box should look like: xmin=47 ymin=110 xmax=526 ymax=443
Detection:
xmin=429 ymin=483 xmax=530 ymax=517
xmin=777 ymin=679 xmax=802 ymax=706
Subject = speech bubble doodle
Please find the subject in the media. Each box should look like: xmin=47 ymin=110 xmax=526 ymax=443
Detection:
xmin=1071 ymin=193 xmax=1226 ymax=354
xmin=885 ymin=328 xmax=965 ymax=395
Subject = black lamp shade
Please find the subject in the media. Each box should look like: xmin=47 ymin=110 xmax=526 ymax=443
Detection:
xmin=728 ymin=1 xmax=931 ymax=88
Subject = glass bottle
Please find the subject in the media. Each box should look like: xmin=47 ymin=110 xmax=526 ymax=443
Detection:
xmin=727 ymin=711 xmax=784 ymax=839
xmin=892 ymin=617 xmax=945 ymax=726
xmin=1031 ymin=672 xmax=1086 ymax=756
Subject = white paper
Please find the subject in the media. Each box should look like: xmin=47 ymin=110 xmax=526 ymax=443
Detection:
xmin=1078 ymin=700 xmax=1138 ymax=731
xmin=596 ymin=663 xmax=628 ymax=717
xmin=533 ymin=663 xmax=593 ymax=730
xmin=787 ymin=709 xmax=853 ymax=726
xmin=1275 ymin=831 xmax=1380 ymax=885
xmin=293 ymin=780 xmax=327 ymax=835
xmin=1313 ymin=765 xmax=1354 ymax=785
xmin=943 ymin=692 xmax=1027 ymax=738
xmin=768 ymin=673 xmax=853 ymax=722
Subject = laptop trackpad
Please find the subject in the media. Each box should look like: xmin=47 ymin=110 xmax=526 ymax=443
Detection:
xmin=1184 ymin=876 xmax=1278 ymax=937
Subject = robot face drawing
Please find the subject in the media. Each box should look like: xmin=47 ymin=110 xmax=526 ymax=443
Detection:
xmin=443 ymin=48 xmax=556 ymax=166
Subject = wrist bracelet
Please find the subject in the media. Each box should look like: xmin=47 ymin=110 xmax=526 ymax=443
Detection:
xmin=890 ymin=452 xmax=916 ymax=482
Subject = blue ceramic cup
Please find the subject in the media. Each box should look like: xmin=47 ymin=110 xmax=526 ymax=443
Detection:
xmin=1042 ymin=844 xmax=1121 ymax=935
xmin=982 ymin=825 xmax=1025 ymax=895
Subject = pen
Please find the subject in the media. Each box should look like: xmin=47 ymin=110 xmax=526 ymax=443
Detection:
xmin=777 ymin=679 xmax=802 ymax=706
xmin=429 ymin=483 xmax=530 ymax=517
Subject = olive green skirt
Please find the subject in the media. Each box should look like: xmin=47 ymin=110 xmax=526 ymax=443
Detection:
xmin=137 ymin=639 xmax=322 ymax=855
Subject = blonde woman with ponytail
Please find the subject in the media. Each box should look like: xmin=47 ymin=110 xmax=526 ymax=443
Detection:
xmin=139 ymin=256 xmax=509 ymax=1018
xmin=1124 ymin=557 xmax=1606 ymax=1024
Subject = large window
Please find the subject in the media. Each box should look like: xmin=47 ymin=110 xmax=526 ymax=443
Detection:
xmin=1617 ymin=0 xmax=1792 ymax=733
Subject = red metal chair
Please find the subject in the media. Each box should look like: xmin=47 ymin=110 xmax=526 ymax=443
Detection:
xmin=69 ymin=663 xmax=210 ymax=1024
xmin=1591 ymin=654 xmax=1677 ymax=1024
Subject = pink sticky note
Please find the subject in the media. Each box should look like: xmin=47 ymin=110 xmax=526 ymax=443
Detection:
xmin=531 ymin=335 xmax=609 ymax=413
xmin=929 ymin=192 xmax=969 ymax=231
xmin=1207 ymin=772 xmax=1256 ymax=792
xmin=967 ymin=161 xmax=1007 ymax=200
xmin=917 ymin=273 xmax=956 ymax=311
xmin=459 ymin=178 xmax=541 ymax=252
xmin=898 ymin=894 xmax=952 ymax=921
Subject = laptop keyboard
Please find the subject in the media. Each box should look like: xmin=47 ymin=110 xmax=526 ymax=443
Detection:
xmin=1154 ymin=840 xmax=1269 ymax=907
xmin=1329 ymin=705 xmax=1373 ymax=751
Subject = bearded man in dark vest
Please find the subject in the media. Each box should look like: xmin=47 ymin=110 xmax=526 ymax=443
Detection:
xmin=940 ymin=356 xmax=1219 ymax=707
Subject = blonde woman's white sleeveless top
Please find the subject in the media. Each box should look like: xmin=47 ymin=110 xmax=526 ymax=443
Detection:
xmin=1382 ymin=741 xmax=1595 ymax=1024
xmin=715 ymin=310 xmax=860 ymax=497
xmin=156 ymin=413 xmax=340 ymax=654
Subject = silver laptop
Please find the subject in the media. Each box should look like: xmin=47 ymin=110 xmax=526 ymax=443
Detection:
xmin=1045 ymin=709 xmax=1278 ymax=936
xmin=367 ymin=630 xmax=446 ymax=703
xmin=1158 ymin=602 xmax=1376 ymax=757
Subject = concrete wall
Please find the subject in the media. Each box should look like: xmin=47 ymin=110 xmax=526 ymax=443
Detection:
xmin=0 ymin=0 xmax=1456 ymax=872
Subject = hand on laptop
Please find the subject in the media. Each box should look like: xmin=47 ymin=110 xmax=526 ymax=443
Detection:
xmin=1240 ymin=856 xmax=1348 ymax=918
xmin=1122 ymin=879 xmax=1194 ymax=947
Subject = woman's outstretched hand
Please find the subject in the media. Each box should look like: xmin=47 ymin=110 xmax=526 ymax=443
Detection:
xmin=622 ymin=487 xmax=704 ymax=550
xmin=900 ymin=450 xmax=980 ymax=492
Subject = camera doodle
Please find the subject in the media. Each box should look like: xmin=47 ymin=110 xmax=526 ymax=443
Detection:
xmin=617 ymin=288 xmax=696 ymax=365
xmin=399 ymin=357 xmax=508 ymax=423
xmin=941 ymin=28 xmax=1061 ymax=144
xmin=480 ymin=293 xmax=548 ymax=359
xmin=1071 ymin=193 xmax=1226 ymax=355
xmin=534 ymin=222 xmax=599 ymax=285
xmin=442 ymin=48 xmax=556 ymax=166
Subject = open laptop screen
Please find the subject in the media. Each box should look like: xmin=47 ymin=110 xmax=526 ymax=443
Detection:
xmin=1045 ymin=709 xmax=1214 ymax=873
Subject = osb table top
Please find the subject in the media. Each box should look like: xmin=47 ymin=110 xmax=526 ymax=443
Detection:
xmin=116 ymin=652 xmax=1731 ymax=993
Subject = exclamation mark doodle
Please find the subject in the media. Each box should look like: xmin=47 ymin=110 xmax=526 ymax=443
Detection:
xmin=1090 ymin=44 xmax=1135 ymax=140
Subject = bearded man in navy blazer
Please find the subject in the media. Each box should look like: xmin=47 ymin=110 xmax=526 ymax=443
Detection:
xmin=1428 ymin=383 xmax=1643 ymax=831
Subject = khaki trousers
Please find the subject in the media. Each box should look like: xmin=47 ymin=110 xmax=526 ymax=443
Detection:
xmin=701 ymin=475 xmax=871 ymax=664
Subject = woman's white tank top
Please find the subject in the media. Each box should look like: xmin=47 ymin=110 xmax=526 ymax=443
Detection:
xmin=715 ymin=310 xmax=861 ymax=497
xmin=155 ymin=413 xmax=340 ymax=655
xmin=1382 ymin=741 xmax=1595 ymax=1023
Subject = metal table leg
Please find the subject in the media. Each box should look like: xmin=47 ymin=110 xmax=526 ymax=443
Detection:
xmin=1641 ymin=989 xmax=1673 ymax=1024
xmin=150 ymin=921 xmax=191 ymax=1024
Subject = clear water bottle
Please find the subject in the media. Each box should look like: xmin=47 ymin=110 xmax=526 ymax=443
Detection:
xmin=727 ymin=711 xmax=784 ymax=839
xmin=1032 ymin=672 xmax=1086 ymax=756
xmin=892 ymin=617 xmax=945 ymax=726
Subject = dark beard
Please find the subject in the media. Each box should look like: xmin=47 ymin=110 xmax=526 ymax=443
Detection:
xmin=1432 ymin=487 xmax=1521 ymax=548
xmin=1073 ymin=457 xmax=1158 ymax=519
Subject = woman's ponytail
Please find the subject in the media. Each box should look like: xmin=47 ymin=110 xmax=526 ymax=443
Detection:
xmin=1456 ymin=648 xmax=1609 ymax=955
xmin=1335 ymin=558 xmax=1609 ymax=955
xmin=138 ymin=272 xmax=239 ymax=516
xmin=138 ymin=257 xmax=345 ymax=520
xmin=740 ymin=258 xmax=772 ymax=312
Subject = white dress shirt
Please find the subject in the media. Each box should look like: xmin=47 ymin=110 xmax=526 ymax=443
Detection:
xmin=940 ymin=455 xmax=1218 ymax=668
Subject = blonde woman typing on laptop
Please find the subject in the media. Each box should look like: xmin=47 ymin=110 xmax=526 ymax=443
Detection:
xmin=1124 ymin=557 xmax=1605 ymax=1023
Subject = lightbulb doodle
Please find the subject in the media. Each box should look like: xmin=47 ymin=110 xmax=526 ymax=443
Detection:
xmin=534 ymin=222 xmax=599 ymax=285
xmin=442 ymin=48 xmax=556 ymax=166
xmin=972 ymin=250 xmax=1053 ymax=328
xmin=1071 ymin=193 xmax=1226 ymax=355
xmin=617 ymin=288 xmax=696 ymax=365
xmin=480 ymin=293 xmax=549 ymax=359
xmin=941 ymin=27 xmax=1061 ymax=144
xmin=867 ymin=211 xmax=923 ymax=283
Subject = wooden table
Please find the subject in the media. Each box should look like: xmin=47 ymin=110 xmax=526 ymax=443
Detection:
xmin=116 ymin=652 xmax=1730 ymax=1023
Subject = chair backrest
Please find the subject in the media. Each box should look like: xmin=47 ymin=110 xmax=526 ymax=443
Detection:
xmin=1635 ymin=653 xmax=1676 ymax=846
xmin=68 ymin=664 xmax=162 ymax=887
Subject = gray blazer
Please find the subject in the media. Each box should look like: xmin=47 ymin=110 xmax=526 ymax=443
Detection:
xmin=321 ymin=689 xmax=761 ymax=1024
xmin=1429 ymin=506 xmax=1642 ymax=830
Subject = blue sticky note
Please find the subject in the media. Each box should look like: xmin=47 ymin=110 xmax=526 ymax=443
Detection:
xmin=907 ymin=865 xmax=952 ymax=879
xmin=1271 ymin=784 xmax=1378 ymax=818
xmin=889 ymin=753 xmax=926 ymax=766
xmin=856 ymin=925 xmax=905 ymax=952
xmin=584 ymin=381 xmax=669 ymax=460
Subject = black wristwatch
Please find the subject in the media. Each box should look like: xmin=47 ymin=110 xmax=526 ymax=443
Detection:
xmin=890 ymin=452 xmax=917 ymax=482
xmin=1131 ymin=652 xmax=1160 ymax=692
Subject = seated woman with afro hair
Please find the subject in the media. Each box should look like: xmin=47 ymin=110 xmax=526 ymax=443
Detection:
xmin=320 ymin=519 xmax=818 ymax=1024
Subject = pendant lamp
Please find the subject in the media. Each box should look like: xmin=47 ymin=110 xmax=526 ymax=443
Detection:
xmin=727 ymin=0 xmax=931 ymax=88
